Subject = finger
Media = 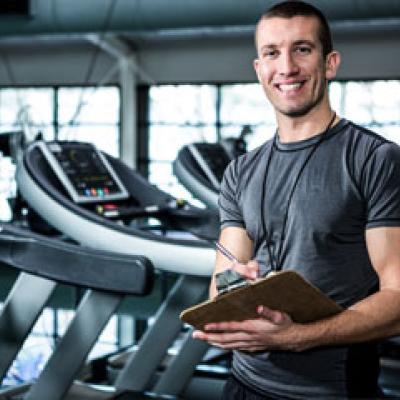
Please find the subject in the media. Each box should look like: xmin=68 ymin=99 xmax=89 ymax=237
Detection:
xmin=201 ymin=331 xmax=254 ymax=345
xmin=212 ymin=339 xmax=272 ymax=352
xmin=210 ymin=339 xmax=262 ymax=350
xmin=247 ymin=260 xmax=260 ymax=278
xmin=257 ymin=305 xmax=288 ymax=324
xmin=239 ymin=345 xmax=269 ymax=352
xmin=192 ymin=330 xmax=210 ymax=341
xmin=231 ymin=262 xmax=258 ymax=280
xmin=204 ymin=320 xmax=252 ymax=332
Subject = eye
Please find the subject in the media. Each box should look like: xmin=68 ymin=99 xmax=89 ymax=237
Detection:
xmin=295 ymin=46 xmax=312 ymax=55
xmin=263 ymin=49 xmax=278 ymax=59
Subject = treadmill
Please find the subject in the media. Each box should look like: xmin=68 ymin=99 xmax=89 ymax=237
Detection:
xmin=17 ymin=140 xmax=217 ymax=275
xmin=173 ymin=142 xmax=238 ymax=210
xmin=15 ymin=140 xmax=223 ymax=399
xmin=0 ymin=223 xmax=154 ymax=400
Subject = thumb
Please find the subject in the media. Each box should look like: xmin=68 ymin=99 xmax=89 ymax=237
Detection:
xmin=247 ymin=260 xmax=260 ymax=277
xmin=257 ymin=305 xmax=290 ymax=325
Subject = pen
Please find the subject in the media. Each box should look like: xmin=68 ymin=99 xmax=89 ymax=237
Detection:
xmin=214 ymin=241 xmax=239 ymax=263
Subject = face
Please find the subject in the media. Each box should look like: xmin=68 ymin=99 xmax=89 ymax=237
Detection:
xmin=254 ymin=16 xmax=340 ymax=118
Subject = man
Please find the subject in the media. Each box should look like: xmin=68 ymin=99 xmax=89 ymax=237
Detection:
xmin=193 ymin=1 xmax=400 ymax=399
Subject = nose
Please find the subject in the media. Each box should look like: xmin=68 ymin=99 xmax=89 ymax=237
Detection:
xmin=278 ymin=50 xmax=300 ymax=76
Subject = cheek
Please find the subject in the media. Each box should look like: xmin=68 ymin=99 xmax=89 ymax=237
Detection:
xmin=258 ymin=65 xmax=273 ymax=86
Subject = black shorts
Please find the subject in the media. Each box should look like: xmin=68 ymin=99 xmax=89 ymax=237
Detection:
xmin=221 ymin=373 xmax=386 ymax=400
xmin=221 ymin=375 xmax=275 ymax=400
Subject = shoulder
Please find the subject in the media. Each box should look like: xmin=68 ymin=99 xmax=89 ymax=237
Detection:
xmin=343 ymin=120 xmax=394 ymax=155
xmin=337 ymin=119 xmax=399 ymax=170
xmin=352 ymin=121 xmax=399 ymax=161
xmin=221 ymin=139 xmax=273 ymax=197
xmin=227 ymin=139 xmax=273 ymax=178
xmin=339 ymin=121 xmax=400 ymax=200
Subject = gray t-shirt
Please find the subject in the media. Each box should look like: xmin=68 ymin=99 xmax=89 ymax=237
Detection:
xmin=219 ymin=119 xmax=400 ymax=399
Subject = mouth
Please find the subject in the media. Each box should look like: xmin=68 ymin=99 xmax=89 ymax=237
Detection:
xmin=275 ymin=80 xmax=306 ymax=93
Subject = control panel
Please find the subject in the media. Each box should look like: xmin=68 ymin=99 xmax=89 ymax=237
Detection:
xmin=37 ymin=141 xmax=129 ymax=204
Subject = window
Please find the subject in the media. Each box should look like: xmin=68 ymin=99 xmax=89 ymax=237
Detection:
xmin=0 ymin=85 xmax=120 ymax=222
xmin=0 ymin=86 xmax=120 ymax=155
xmin=220 ymin=83 xmax=275 ymax=149
xmin=57 ymin=87 xmax=120 ymax=156
xmin=0 ymin=85 xmax=121 ymax=385
xmin=329 ymin=80 xmax=400 ymax=145
xmin=0 ymin=88 xmax=54 ymax=140
xmin=148 ymin=80 xmax=400 ymax=201
xmin=148 ymin=85 xmax=217 ymax=200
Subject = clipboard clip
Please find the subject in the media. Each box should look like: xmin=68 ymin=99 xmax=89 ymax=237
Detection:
xmin=215 ymin=269 xmax=249 ymax=296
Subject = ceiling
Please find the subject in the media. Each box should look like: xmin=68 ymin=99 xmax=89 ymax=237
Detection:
xmin=0 ymin=0 xmax=400 ymax=44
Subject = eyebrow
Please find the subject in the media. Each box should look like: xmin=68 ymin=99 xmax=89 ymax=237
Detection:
xmin=260 ymin=39 xmax=317 ymax=52
xmin=293 ymin=39 xmax=316 ymax=48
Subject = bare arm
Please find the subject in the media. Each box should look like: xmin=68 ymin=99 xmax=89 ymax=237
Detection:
xmin=209 ymin=226 xmax=254 ymax=299
xmin=297 ymin=226 xmax=400 ymax=348
xmin=194 ymin=227 xmax=400 ymax=352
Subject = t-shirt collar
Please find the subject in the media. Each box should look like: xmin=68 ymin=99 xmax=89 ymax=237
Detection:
xmin=274 ymin=118 xmax=349 ymax=151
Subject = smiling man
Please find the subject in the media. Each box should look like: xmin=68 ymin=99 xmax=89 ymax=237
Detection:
xmin=193 ymin=1 xmax=400 ymax=399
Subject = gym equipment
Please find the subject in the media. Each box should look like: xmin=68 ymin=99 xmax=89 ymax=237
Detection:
xmin=0 ymin=223 xmax=153 ymax=400
xmin=173 ymin=142 xmax=234 ymax=210
xmin=15 ymin=140 xmax=223 ymax=398
xmin=17 ymin=140 xmax=217 ymax=275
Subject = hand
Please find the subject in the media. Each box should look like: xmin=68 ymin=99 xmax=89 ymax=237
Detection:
xmin=231 ymin=259 xmax=260 ymax=281
xmin=192 ymin=305 xmax=298 ymax=352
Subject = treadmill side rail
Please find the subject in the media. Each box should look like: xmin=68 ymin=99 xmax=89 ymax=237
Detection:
xmin=0 ymin=273 xmax=56 ymax=381
xmin=0 ymin=224 xmax=154 ymax=296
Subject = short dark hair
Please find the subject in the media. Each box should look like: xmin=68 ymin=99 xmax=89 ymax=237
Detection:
xmin=256 ymin=1 xmax=333 ymax=58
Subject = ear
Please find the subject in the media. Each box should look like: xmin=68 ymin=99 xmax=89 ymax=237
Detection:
xmin=253 ymin=58 xmax=262 ymax=82
xmin=325 ymin=50 xmax=341 ymax=80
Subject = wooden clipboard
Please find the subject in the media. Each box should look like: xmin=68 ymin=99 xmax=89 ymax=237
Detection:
xmin=180 ymin=270 xmax=342 ymax=330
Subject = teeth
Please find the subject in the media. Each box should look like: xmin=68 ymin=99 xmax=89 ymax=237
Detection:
xmin=279 ymin=83 xmax=302 ymax=91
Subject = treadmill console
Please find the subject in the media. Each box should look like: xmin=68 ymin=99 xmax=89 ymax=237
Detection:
xmin=37 ymin=141 xmax=129 ymax=204
xmin=187 ymin=143 xmax=232 ymax=190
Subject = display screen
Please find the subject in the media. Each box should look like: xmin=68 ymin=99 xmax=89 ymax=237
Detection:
xmin=39 ymin=141 xmax=129 ymax=203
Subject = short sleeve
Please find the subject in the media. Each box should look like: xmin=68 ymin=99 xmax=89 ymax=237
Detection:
xmin=218 ymin=159 xmax=245 ymax=230
xmin=363 ymin=142 xmax=400 ymax=229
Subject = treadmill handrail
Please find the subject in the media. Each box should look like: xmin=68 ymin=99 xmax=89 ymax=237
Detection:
xmin=173 ymin=152 xmax=219 ymax=210
xmin=0 ymin=224 xmax=154 ymax=296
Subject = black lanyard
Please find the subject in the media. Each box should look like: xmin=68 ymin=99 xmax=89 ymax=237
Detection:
xmin=260 ymin=113 xmax=337 ymax=272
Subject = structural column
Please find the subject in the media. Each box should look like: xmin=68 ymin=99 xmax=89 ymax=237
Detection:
xmin=119 ymin=55 xmax=137 ymax=169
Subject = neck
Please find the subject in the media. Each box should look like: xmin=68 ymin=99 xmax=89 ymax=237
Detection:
xmin=276 ymin=107 xmax=338 ymax=143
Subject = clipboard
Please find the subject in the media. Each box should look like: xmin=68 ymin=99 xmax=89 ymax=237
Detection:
xmin=180 ymin=270 xmax=342 ymax=330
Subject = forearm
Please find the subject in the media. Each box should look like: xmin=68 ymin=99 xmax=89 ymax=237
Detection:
xmin=292 ymin=288 xmax=400 ymax=351
xmin=197 ymin=228 xmax=400 ymax=354
xmin=209 ymin=227 xmax=254 ymax=299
